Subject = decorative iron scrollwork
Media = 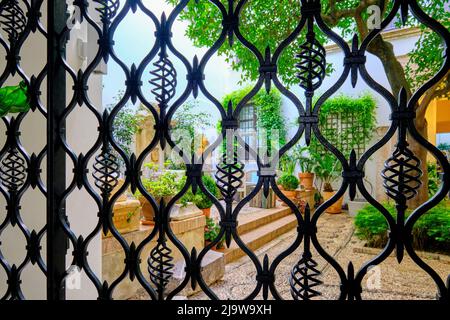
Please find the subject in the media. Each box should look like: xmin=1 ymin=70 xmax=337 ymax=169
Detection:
xmin=148 ymin=235 xmax=174 ymax=299
xmin=0 ymin=148 xmax=26 ymax=191
xmin=149 ymin=50 xmax=177 ymax=107
xmin=92 ymin=145 xmax=120 ymax=196
xmin=289 ymin=205 xmax=322 ymax=300
xmin=0 ymin=0 xmax=27 ymax=42
xmin=290 ymin=253 xmax=322 ymax=300
xmin=295 ymin=26 xmax=326 ymax=92
xmin=382 ymin=145 xmax=422 ymax=201
xmin=93 ymin=0 xmax=120 ymax=24
xmin=215 ymin=150 xmax=244 ymax=200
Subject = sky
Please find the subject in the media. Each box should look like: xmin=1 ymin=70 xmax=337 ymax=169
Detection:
xmin=102 ymin=0 xmax=245 ymax=127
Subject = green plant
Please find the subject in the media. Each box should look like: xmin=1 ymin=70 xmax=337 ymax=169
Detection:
xmin=279 ymin=153 xmax=297 ymax=176
xmin=0 ymin=81 xmax=30 ymax=117
xmin=437 ymin=143 xmax=450 ymax=152
xmin=292 ymin=145 xmax=315 ymax=173
xmin=277 ymin=174 xmax=299 ymax=191
xmin=219 ymin=87 xmax=286 ymax=155
xmin=126 ymin=206 xmax=140 ymax=223
xmin=427 ymin=162 xmax=440 ymax=197
xmin=195 ymin=175 xmax=219 ymax=209
xmin=136 ymin=166 xmax=185 ymax=199
xmin=204 ymin=218 xmax=225 ymax=249
xmin=313 ymin=153 xmax=340 ymax=192
xmin=108 ymin=91 xmax=143 ymax=156
xmin=355 ymin=202 xmax=450 ymax=253
xmin=172 ymin=101 xmax=212 ymax=158
xmin=181 ymin=175 xmax=219 ymax=209
xmin=310 ymin=94 xmax=377 ymax=159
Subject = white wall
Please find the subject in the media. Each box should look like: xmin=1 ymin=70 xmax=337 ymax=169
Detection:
xmin=0 ymin=1 xmax=102 ymax=300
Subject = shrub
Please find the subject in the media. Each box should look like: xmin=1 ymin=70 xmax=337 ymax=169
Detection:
xmin=278 ymin=174 xmax=299 ymax=191
xmin=195 ymin=175 xmax=219 ymax=209
xmin=354 ymin=202 xmax=450 ymax=253
xmin=204 ymin=218 xmax=225 ymax=249
xmin=181 ymin=175 xmax=219 ymax=209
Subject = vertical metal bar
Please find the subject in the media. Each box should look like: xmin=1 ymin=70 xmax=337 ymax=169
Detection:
xmin=47 ymin=0 xmax=67 ymax=300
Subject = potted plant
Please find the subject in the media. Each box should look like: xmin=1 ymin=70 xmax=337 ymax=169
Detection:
xmin=195 ymin=175 xmax=219 ymax=218
xmin=136 ymin=164 xmax=185 ymax=225
xmin=204 ymin=218 xmax=225 ymax=250
xmin=313 ymin=153 xmax=342 ymax=214
xmin=293 ymin=145 xmax=316 ymax=190
xmin=277 ymin=154 xmax=300 ymax=206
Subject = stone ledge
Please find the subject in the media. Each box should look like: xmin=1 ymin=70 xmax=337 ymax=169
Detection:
xmin=353 ymin=246 xmax=450 ymax=265
xmin=103 ymin=214 xmax=206 ymax=256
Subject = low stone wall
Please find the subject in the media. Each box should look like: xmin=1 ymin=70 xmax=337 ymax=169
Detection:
xmin=102 ymin=213 xmax=207 ymax=299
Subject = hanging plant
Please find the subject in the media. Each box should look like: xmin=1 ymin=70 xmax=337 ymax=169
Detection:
xmin=0 ymin=81 xmax=30 ymax=117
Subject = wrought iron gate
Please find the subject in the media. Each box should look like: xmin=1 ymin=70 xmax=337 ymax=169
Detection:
xmin=0 ymin=0 xmax=449 ymax=300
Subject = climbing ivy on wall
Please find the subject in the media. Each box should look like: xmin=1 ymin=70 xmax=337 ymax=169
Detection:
xmin=219 ymin=87 xmax=287 ymax=154
xmin=311 ymin=94 xmax=377 ymax=158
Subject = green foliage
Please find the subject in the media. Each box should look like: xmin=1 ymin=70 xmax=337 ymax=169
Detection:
xmin=292 ymin=145 xmax=315 ymax=173
xmin=108 ymin=91 xmax=143 ymax=156
xmin=0 ymin=81 xmax=30 ymax=117
xmin=181 ymin=175 xmax=219 ymax=209
xmin=136 ymin=164 xmax=185 ymax=199
xmin=355 ymin=202 xmax=450 ymax=252
xmin=311 ymin=94 xmax=377 ymax=158
xmin=279 ymin=152 xmax=297 ymax=176
xmin=277 ymin=174 xmax=299 ymax=191
xmin=437 ymin=143 xmax=450 ymax=151
xmin=312 ymin=152 xmax=340 ymax=192
xmin=403 ymin=1 xmax=450 ymax=94
xmin=204 ymin=218 xmax=225 ymax=248
xmin=172 ymin=101 xmax=212 ymax=162
xmin=220 ymin=87 xmax=286 ymax=153
xmin=166 ymin=0 xmax=448 ymax=92
xmin=427 ymin=162 xmax=440 ymax=197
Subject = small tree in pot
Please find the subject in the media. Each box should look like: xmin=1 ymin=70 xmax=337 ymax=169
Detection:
xmin=136 ymin=164 xmax=185 ymax=225
xmin=277 ymin=154 xmax=300 ymax=206
xmin=313 ymin=153 xmax=342 ymax=214
xmin=182 ymin=175 xmax=219 ymax=218
xmin=292 ymin=145 xmax=316 ymax=190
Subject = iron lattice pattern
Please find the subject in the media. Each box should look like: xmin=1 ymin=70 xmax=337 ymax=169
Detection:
xmin=0 ymin=0 xmax=448 ymax=301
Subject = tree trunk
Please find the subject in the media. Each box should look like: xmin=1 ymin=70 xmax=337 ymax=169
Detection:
xmin=367 ymin=35 xmax=429 ymax=208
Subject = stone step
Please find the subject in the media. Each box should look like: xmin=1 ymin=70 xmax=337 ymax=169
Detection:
xmin=236 ymin=206 xmax=292 ymax=235
xmin=224 ymin=214 xmax=298 ymax=263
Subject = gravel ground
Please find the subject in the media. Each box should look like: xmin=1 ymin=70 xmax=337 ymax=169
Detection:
xmin=189 ymin=213 xmax=450 ymax=300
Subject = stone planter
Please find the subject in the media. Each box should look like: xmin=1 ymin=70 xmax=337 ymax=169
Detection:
xmin=298 ymin=172 xmax=315 ymax=190
xmin=139 ymin=196 xmax=173 ymax=225
xmin=322 ymin=191 xmax=344 ymax=214
xmin=104 ymin=199 xmax=141 ymax=237
xmin=277 ymin=186 xmax=299 ymax=206
xmin=348 ymin=199 xmax=368 ymax=217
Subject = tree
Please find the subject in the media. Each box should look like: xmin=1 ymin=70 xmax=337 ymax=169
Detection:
xmin=167 ymin=0 xmax=449 ymax=208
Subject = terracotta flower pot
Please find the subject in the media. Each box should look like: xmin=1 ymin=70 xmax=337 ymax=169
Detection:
xmin=202 ymin=207 xmax=211 ymax=218
xmin=139 ymin=196 xmax=172 ymax=225
xmin=322 ymin=190 xmax=344 ymax=214
xmin=277 ymin=186 xmax=299 ymax=206
xmin=298 ymin=172 xmax=315 ymax=190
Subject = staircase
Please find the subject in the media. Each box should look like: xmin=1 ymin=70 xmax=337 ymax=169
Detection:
xmin=222 ymin=206 xmax=297 ymax=263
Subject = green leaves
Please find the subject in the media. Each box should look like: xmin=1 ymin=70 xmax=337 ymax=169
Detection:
xmin=277 ymin=173 xmax=299 ymax=191
xmin=311 ymin=93 xmax=377 ymax=159
xmin=167 ymin=0 xmax=448 ymax=95
xmin=0 ymin=81 xmax=30 ymax=117
xmin=355 ymin=202 xmax=450 ymax=251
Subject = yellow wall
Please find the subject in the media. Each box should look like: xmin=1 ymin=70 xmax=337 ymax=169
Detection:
xmin=425 ymin=99 xmax=450 ymax=162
